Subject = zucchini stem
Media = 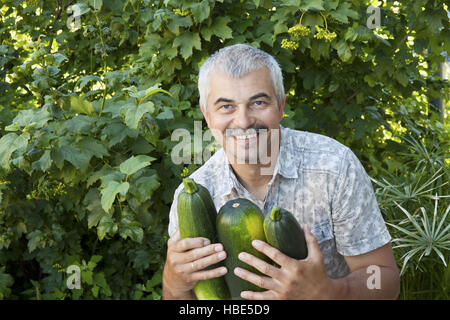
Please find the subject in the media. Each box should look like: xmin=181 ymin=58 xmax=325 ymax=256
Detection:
xmin=183 ymin=178 xmax=198 ymax=194
xmin=270 ymin=206 xmax=282 ymax=221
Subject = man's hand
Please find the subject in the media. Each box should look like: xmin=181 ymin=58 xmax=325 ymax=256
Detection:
xmin=234 ymin=226 xmax=334 ymax=300
xmin=162 ymin=229 xmax=228 ymax=300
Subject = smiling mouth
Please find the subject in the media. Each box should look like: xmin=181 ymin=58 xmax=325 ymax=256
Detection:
xmin=233 ymin=132 xmax=258 ymax=140
xmin=226 ymin=126 xmax=268 ymax=139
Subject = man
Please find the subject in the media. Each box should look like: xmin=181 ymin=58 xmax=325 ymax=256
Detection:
xmin=162 ymin=44 xmax=400 ymax=300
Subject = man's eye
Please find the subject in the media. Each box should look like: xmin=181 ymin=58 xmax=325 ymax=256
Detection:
xmin=253 ymin=101 xmax=265 ymax=106
xmin=221 ymin=104 xmax=233 ymax=110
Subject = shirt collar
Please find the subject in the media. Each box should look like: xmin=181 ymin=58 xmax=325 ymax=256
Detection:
xmin=276 ymin=125 xmax=299 ymax=179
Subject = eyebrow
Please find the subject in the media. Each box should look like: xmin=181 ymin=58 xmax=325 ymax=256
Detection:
xmin=214 ymin=97 xmax=234 ymax=105
xmin=213 ymin=92 xmax=271 ymax=105
xmin=249 ymin=92 xmax=271 ymax=101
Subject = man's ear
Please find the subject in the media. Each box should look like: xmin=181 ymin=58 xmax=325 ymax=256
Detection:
xmin=200 ymin=105 xmax=210 ymax=128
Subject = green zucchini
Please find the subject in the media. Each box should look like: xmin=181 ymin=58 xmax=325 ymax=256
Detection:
xmin=216 ymin=198 xmax=271 ymax=300
xmin=177 ymin=178 xmax=230 ymax=300
xmin=263 ymin=206 xmax=308 ymax=260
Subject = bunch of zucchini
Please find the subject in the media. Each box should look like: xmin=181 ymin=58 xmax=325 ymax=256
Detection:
xmin=177 ymin=178 xmax=307 ymax=300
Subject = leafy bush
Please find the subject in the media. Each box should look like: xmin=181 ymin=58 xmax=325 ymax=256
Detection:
xmin=372 ymin=113 xmax=449 ymax=299
xmin=0 ymin=0 xmax=448 ymax=299
xmin=0 ymin=87 xmax=178 ymax=299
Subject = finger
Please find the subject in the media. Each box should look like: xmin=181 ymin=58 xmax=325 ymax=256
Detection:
xmin=181 ymin=245 xmax=227 ymax=271
xmin=303 ymin=226 xmax=322 ymax=262
xmin=190 ymin=266 xmax=228 ymax=282
xmin=234 ymin=267 xmax=279 ymax=291
xmin=238 ymin=252 xmax=281 ymax=280
xmin=184 ymin=243 xmax=225 ymax=263
xmin=172 ymin=236 xmax=211 ymax=253
xmin=240 ymin=290 xmax=277 ymax=300
xmin=251 ymin=240 xmax=294 ymax=268
xmin=167 ymin=229 xmax=180 ymax=247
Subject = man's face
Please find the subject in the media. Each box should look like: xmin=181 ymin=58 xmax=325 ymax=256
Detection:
xmin=200 ymin=67 xmax=285 ymax=165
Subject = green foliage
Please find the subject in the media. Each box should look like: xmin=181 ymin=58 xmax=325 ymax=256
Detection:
xmin=0 ymin=0 xmax=448 ymax=299
xmin=371 ymin=115 xmax=449 ymax=299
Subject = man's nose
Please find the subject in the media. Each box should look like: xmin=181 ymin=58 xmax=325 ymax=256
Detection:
xmin=233 ymin=106 xmax=254 ymax=131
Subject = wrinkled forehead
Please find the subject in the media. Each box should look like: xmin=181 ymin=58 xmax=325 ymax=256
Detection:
xmin=207 ymin=67 xmax=276 ymax=100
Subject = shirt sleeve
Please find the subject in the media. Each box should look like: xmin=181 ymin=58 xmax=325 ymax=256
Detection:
xmin=168 ymin=183 xmax=184 ymax=238
xmin=331 ymin=148 xmax=391 ymax=256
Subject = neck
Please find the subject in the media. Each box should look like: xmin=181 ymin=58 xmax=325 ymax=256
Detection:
xmin=230 ymin=162 xmax=274 ymax=189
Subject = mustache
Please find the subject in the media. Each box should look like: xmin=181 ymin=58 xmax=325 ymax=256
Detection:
xmin=225 ymin=125 xmax=269 ymax=137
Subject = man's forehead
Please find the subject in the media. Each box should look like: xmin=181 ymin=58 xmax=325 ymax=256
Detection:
xmin=208 ymin=67 xmax=275 ymax=96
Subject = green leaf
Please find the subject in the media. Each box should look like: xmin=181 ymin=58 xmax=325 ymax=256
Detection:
xmin=76 ymin=137 xmax=109 ymax=159
xmin=93 ymin=272 xmax=112 ymax=296
xmin=100 ymin=181 xmax=130 ymax=213
xmin=422 ymin=10 xmax=444 ymax=34
xmin=5 ymin=107 xmax=52 ymax=131
xmin=124 ymin=85 xmax=165 ymax=100
xmin=273 ymin=21 xmax=288 ymax=37
xmin=344 ymin=27 xmax=358 ymax=42
xmin=119 ymin=217 xmax=144 ymax=243
xmin=138 ymin=117 xmax=160 ymax=146
xmin=84 ymin=188 xmax=106 ymax=228
xmin=156 ymin=109 xmax=174 ymax=119
xmin=82 ymin=270 xmax=93 ymax=285
xmin=32 ymin=149 xmax=52 ymax=172
xmin=123 ymin=86 xmax=139 ymax=98
xmin=72 ymin=3 xmax=90 ymax=16
xmin=324 ymin=0 xmax=339 ymax=10
xmin=0 ymin=133 xmax=29 ymax=170
xmin=89 ymin=0 xmax=102 ymax=11
xmin=364 ymin=74 xmax=377 ymax=87
xmin=52 ymin=145 xmax=91 ymax=171
xmin=189 ymin=0 xmax=210 ymax=23
xmin=161 ymin=46 xmax=178 ymax=59
xmin=330 ymin=2 xmax=359 ymax=24
xmin=168 ymin=15 xmax=193 ymax=34
xmin=302 ymin=13 xmax=324 ymax=27
xmin=120 ymin=102 xmax=155 ymax=129
xmin=137 ymin=85 xmax=171 ymax=101
xmin=64 ymin=115 xmax=96 ymax=135
xmin=395 ymin=70 xmax=409 ymax=87
xmin=53 ymin=53 xmax=68 ymax=67
xmin=146 ymin=267 xmax=163 ymax=290
xmin=328 ymin=81 xmax=339 ymax=92
xmin=300 ymin=0 xmax=324 ymax=11
xmin=87 ymin=165 xmax=115 ymax=188
xmin=334 ymin=40 xmax=352 ymax=62
xmin=201 ymin=17 xmax=233 ymax=41
xmin=131 ymin=175 xmax=161 ymax=203
xmin=27 ymin=230 xmax=43 ymax=253
xmin=280 ymin=0 xmax=300 ymax=6
xmin=101 ymin=121 xmax=138 ymax=148
xmin=88 ymin=255 xmax=102 ymax=270
xmin=77 ymin=75 xmax=101 ymax=90
xmin=119 ymin=155 xmax=156 ymax=176
xmin=173 ymin=32 xmax=201 ymax=60
xmin=0 ymin=267 xmax=14 ymax=300
xmin=70 ymin=96 xmax=95 ymax=115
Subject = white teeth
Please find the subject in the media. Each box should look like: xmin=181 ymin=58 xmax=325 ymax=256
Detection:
xmin=235 ymin=133 xmax=257 ymax=140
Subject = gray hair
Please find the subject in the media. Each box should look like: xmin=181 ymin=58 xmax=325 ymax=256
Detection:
xmin=198 ymin=43 xmax=285 ymax=110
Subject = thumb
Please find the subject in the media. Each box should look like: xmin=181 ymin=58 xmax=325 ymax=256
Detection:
xmin=302 ymin=225 xmax=322 ymax=262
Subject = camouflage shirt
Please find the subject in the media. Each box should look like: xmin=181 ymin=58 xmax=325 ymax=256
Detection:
xmin=168 ymin=125 xmax=391 ymax=279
